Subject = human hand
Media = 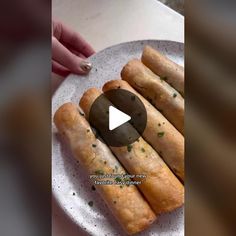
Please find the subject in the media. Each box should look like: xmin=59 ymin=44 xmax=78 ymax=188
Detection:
xmin=52 ymin=20 xmax=95 ymax=76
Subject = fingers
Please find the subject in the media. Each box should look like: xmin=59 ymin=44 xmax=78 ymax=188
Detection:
xmin=52 ymin=36 xmax=92 ymax=75
xmin=66 ymin=44 xmax=87 ymax=59
xmin=53 ymin=20 xmax=95 ymax=57
xmin=52 ymin=60 xmax=70 ymax=77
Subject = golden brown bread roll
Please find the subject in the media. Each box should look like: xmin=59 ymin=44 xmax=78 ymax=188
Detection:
xmin=142 ymin=46 xmax=184 ymax=96
xmin=54 ymin=103 xmax=156 ymax=235
xmin=102 ymin=80 xmax=184 ymax=182
xmin=121 ymin=59 xmax=184 ymax=134
xmin=79 ymin=89 xmax=184 ymax=214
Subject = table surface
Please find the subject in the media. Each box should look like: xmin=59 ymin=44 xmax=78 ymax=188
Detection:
xmin=52 ymin=0 xmax=184 ymax=235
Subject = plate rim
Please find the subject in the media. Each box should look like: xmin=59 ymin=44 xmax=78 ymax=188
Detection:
xmin=52 ymin=39 xmax=183 ymax=100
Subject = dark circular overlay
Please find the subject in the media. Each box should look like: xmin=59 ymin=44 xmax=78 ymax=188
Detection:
xmin=89 ymin=89 xmax=147 ymax=147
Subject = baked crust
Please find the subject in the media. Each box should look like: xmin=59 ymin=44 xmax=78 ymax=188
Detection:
xmin=121 ymin=59 xmax=184 ymax=134
xmin=103 ymin=80 xmax=184 ymax=182
xmin=141 ymin=46 xmax=184 ymax=96
xmin=54 ymin=103 xmax=156 ymax=235
xmin=80 ymin=89 xmax=184 ymax=215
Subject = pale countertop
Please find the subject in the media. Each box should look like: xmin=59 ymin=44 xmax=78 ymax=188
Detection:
xmin=52 ymin=0 xmax=184 ymax=235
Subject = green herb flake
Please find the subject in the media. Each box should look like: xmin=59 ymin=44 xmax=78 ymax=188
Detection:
xmin=92 ymin=144 xmax=97 ymax=148
xmin=91 ymin=185 xmax=96 ymax=191
xmin=141 ymin=148 xmax=145 ymax=152
xmin=124 ymin=177 xmax=131 ymax=182
xmin=95 ymin=170 xmax=104 ymax=175
xmin=173 ymin=93 xmax=177 ymax=98
xmin=127 ymin=144 xmax=133 ymax=152
xmin=88 ymin=201 xmax=93 ymax=207
xmin=115 ymin=165 xmax=118 ymax=171
xmin=157 ymin=132 xmax=165 ymax=137
xmin=115 ymin=177 xmax=122 ymax=182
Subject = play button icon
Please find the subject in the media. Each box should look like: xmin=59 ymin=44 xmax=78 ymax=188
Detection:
xmin=109 ymin=106 xmax=131 ymax=131
xmin=88 ymin=89 xmax=147 ymax=147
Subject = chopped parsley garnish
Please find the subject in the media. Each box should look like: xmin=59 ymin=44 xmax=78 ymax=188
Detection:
xmin=157 ymin=132 xmax=165 ymax=137
xmin=92 ymin=144 xmax=97 ymax=148
xmin=95 ymin=170 xmax=104 ymax=175
xmin=88 ymin=201 xmax=93 ymax=207
xmin=127 ymin=144 xmax=133 ymax=152
xmin=124 ymin=177 xmax=131 ymax=182
xmin=115 ymin=165 xmax=118 ymax=171
xmin=173 ymin=93 xmax=177 ymax=98
xmin=141 ymin=148 xmax=145 ymax=152
xmin=115 ymin=177 xmax=122 ymax=182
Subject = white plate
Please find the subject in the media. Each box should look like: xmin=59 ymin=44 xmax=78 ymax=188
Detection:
xmin=52 ymin=40 xmax=184 ymax=236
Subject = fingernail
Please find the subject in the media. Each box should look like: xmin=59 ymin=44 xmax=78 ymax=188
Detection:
xmin=80 ymin=61 xmax=92 ymax=72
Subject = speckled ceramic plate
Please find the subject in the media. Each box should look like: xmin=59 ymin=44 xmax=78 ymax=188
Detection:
xmin=52 ymin=40 xmax=184 ymax=236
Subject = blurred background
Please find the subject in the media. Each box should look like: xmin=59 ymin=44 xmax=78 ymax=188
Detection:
xmin=159 ymin=0 xmax=184 ymax=15
xmin=1 ymin=0 xmax=236 ymax=235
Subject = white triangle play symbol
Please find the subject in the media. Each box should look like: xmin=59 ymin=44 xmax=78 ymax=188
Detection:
xmin=109 ymin=106 xmax=131 ymax=131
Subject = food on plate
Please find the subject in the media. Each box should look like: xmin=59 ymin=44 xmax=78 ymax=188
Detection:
xmin=141 ymin=46 xmax=184 ymax=96
xmin=79 ymin=88 xmax=184 ymax=214
xmin=53 ymin=103 xmax=156 ymax=235
xmin=102 ymin=80 xmax=184 ymax=182
xmin=121 ymin=59 xmax=184 ymax=134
